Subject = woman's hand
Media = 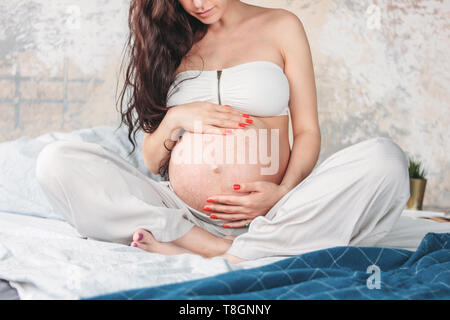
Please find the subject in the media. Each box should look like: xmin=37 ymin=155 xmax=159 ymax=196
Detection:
xmin=170 ymin=102 xmax=254 ymax=135
xmin=202 ymin=181 xmax=290 ymax=228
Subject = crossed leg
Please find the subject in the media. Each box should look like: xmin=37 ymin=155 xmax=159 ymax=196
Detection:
xmin=35 ymin=137 xmax=409 ymax=265
xmin=35 ymin=140 xmax=246 ymax=264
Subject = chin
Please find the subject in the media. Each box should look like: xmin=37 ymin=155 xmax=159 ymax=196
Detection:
xmin=193 ymin=6 xmax=220 ymax=22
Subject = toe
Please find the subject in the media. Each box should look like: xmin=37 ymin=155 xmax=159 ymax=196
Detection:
xmin=133 ymin=229 xmax=147 ymax=242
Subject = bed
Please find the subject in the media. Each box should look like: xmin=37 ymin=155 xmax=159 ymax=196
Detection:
xmin=0 ymin=125 xmax=448 ymax=300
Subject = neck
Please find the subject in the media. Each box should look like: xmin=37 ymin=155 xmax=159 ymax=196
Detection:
xmin=208 ymin=0 xmax=246 ymax=34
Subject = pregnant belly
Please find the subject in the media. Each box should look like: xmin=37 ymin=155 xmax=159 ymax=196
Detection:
xmin=168 ymin=123 xmax=290 ymax=213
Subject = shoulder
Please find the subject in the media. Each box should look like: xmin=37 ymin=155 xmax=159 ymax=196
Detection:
xmin=269 ymin=8 xmax=306 ymax=41
xmin=249 ymin=5 xmax=302 ymax=27
xmin=255 ymin=7 xmax=307 ymax=49
xmin=244 ymin=6 xmax=305 ymax=41
xmin=259 ymin=7 xmax=304 ymax=29
xmin=264 ymin=9 xmax=309 ymax=62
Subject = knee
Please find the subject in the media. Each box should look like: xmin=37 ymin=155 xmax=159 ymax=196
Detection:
xmin=370 ymin=137 xmax=408 ymax=175
xmin=35 ymin=141 xmax=79 ymax=186
xmin=365 ymin=137 xmax=410 ymax=199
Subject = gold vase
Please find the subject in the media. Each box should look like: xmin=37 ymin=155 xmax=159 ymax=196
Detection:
xmin=406 ymin=178 xmax=427 ymax=210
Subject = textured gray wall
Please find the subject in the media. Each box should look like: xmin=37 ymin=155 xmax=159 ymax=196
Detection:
xmin=0 ymin=0 xmax=449 ymax=207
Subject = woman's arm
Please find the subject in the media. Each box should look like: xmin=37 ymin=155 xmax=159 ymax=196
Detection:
xmin=280 ymin=130 xmax=321 ymax=192
xmin=276 ymin=10 xmax=321 ymax=193
xmin=142 ymin=107 xmax=183 ymax=175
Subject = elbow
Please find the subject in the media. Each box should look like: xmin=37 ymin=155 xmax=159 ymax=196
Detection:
xmin=142 ymin=147 xmax=158 ymax=176
xmin=142 ymin=133 xmax=158 ymax=175
xmin=146 ymin=160 xmax=158 ymax=175
xmin=294 ymin=128 xmax=321 ymax=140
xmin=143 ymin=152 xmax=160 ymax=175
xmin=149 ymin=167 xmax=160 ymax=176
xmin=146 ymin=161 xmax=160 ymax=176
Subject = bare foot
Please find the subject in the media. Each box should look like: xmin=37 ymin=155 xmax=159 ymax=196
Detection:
xmin=130 ymin=228 xmax=241 ymax=262
xmin=130 ymin=229 xmax=193 ymax=255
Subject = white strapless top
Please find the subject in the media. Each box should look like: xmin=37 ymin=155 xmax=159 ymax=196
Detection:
xmin=166 ymin=60 xmax=290 ymax=117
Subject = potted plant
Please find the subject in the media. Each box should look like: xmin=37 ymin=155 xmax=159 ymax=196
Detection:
xmin=406 ymin=157 xmax=428 ymax=210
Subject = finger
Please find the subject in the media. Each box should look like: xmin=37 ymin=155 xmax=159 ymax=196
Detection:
xmin=214 ymin=110 xmax=252 ymax=124
xmin=214 ymin=106 xmax=254 ymax=126
xmin=210 ymin=117 xmax=247 ymax=130
xmin=206 ymin=195 xmax=249 ymax=206
xmin=215 ymin=104 xmax=244 ymax=116
xmin=232 ymin=181 xmax=262 ymax=193
xmin=210 ymin=213 xmax=248 ymax=221
xmin=204 ymin=203 xmax=245 ymax=215
xmin=223 ymin=219 xmax=252 ymax=229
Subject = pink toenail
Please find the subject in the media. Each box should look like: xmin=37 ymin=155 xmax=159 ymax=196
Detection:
xmin=138 ymin=233 xmax=143 ymax=241
xmin=132 ymin=242 xmax=138 ymax=247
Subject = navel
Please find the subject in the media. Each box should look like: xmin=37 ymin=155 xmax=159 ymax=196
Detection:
xmin=210 ymin=163 xmax=221 ymax=173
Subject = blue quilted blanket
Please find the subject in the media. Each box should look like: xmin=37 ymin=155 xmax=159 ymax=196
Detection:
xmin=90 ymin=232 xmax=450 ymax=300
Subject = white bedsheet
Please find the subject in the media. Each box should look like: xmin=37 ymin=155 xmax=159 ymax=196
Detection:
xmin=0 ymin=211 xmax=281 ymax=299
xmin=0 ymin=210 xmax=448 ymax=300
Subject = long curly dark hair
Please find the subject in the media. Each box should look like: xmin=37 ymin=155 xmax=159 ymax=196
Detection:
xmin=115 ymin=0 xmax=208 ymax=180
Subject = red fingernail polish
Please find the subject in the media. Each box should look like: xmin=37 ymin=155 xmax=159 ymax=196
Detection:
xmin=224 ymin=105 xmax=231 ymax=107
xmin=210 ymin=214 xmax=217 ymax=219
xmin=239 ymin=123 xmax=246 ymax=127
xmin=223 ymin=225 xmax=229 ymax=228
xmin=206 ymin=199 xmax=214 ymax=203
xmin=233 ymin=184 xmax=240 ymax=190
xmin=245 ymin=119 xmax=253 ymax=124
xmin=203 ymin=206 xmax=211 ymax=211
xmin=241 ymin=113 xmax=249 ymax=118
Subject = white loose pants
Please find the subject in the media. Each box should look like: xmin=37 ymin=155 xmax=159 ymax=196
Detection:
xmin=35 ymin=136 xmax=410 ymax=260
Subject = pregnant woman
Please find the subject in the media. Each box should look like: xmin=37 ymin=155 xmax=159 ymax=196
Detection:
xmin=35 ymin=0 xmax=410 ymax=264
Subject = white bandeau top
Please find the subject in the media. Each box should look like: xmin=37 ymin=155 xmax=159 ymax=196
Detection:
xmin=166 ymin=60 xmax=290 ymax=117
